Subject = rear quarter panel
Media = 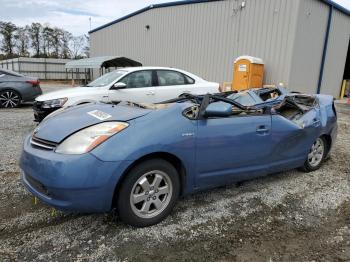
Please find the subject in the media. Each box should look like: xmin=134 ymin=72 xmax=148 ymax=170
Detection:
xmin=317 ymin=94 xmax=337 ymax=147
xmin=0 ymin=77 xmax=41 ymax=102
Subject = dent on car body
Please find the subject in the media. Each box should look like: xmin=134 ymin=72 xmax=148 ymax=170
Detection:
xmin=19 ymin=89 xmax=337 ymax=227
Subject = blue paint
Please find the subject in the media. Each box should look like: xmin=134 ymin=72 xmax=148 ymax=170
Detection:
xmin=20 ymin=94 xmax=337 ymax=213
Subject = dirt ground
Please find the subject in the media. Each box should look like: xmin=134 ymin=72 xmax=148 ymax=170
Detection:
xmin=0 ymin=85 xmax=350 ymax=261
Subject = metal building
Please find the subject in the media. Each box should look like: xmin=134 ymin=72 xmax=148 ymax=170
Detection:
xmin=89 ymin=0 xmax=350 ymax=97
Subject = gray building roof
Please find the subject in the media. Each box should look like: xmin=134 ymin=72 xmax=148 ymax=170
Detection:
xmin=65 ymin=56 xmax=142 ymax=69
xmin=89 ymin=0 xmax=350 ymax=34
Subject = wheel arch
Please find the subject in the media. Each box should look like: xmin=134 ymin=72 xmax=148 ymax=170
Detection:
xmin=0 ymin=88 xmax=22 ymax=107
xmin=0 ymin=88 xmax=22 ymax=97
xmin=320 ymin=133 xmax=332 ymax=156
xmin=111 ymin=152 xmax=187 ymax=208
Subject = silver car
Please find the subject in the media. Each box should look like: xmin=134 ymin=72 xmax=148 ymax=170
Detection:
xmin=0 ymin=69 xmax=42 ymax=108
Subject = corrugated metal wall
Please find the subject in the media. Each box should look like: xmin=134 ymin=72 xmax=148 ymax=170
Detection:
xmin=288 ymin=0 xmax=350 ymax=97
xmin=90 ymin=0 xmax=300 ymax=85
xmin=288 ymin=0 xmax=329 ymax=94
xmin=90 ymin=0 xmax=350 ymax=96
xmin=321 ymin=8 xmax=350 ymax=97
xmin=0 ymin=57 xmax=88 ymax=80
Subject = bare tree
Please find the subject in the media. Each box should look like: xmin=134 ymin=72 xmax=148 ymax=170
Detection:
xmin=61 ymin=30 xmax=72 ymax=59
xmin=0 ymin=21 xmax=90 ymax=60
xmin=29 ymin=23 xmax=42 ymax=57
xmin=51 ymin=28 xmax=63 ymax=58
xmin=42 ymin=24 xmax=55 ymax=57
xmin=0 ymin=21 xmax=17 ymax=58
xmin=70 ymin=35 xmax=86 ymax=59
xmin=15 ymin=26 xmax=30 ymax=56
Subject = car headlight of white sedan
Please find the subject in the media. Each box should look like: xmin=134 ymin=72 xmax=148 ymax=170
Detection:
xmin=42 ymin=97 xmax=68 ymax=108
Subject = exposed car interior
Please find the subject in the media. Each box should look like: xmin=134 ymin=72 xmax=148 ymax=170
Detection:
xmin=256 ymin=87 xmax=283 ymax=101
xmin=274 ymin=95 xmax=317 ymax=121
xmin=162 ymin=93 xmax=317 ymax=122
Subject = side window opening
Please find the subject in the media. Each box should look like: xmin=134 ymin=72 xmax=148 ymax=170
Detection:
xmin=258 ymin=89 xmax=282 ymax=101
xmin=156 ymin=70 xmax=195 ymax=86
xmin=184 ymin=74 xmax=195 ymax=84
xmin=230 ymin=92 xmax=256 ymax=106
xmin=119 ymin=71 xmax=153 ymax=88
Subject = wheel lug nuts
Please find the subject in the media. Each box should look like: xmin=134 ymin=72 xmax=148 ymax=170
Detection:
xmin=145 ymin=191 xmax=149 ymax=195
xmin=153 ymin=196 xmax=156 ymax=200
xmin=150 ymin=186 xmax=154 ymax=190
xmin=147 ymin=197 xmax=150 ymax=201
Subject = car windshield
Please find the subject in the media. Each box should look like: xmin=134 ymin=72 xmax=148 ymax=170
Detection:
xmin=86 ymin=70 xmax=127 ymax=87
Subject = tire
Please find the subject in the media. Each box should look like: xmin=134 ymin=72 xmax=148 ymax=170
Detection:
xmin=301 ymin=136 xmax=326 ymax=172
xmin=116 ymin=159 xmax=180 ymax=227
xmin=0 ymin=90 xmax=21 ymax=108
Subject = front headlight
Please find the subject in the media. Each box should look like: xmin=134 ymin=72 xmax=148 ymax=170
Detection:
xmin=55 ymin=122 xmax=129 ymax=154
xmin=42 ymin=97 xmax=68 ymax=108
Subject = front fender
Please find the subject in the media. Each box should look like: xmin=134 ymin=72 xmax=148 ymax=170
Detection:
xmin=90 ymin=113 xmax=197 ymax=192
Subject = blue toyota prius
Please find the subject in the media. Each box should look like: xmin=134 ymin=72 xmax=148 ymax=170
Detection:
xmin=20 ymin=92 xmax=337 ymax=227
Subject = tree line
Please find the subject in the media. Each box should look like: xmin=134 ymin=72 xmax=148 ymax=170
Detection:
xmin=0 ymin=21 xmax=89 ymax=61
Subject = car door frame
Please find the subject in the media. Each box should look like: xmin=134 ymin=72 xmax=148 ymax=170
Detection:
xmin=193 ymin=99 xmax=273 ymax=190
xmin=108 ymin=69 xmax=158 ymax=103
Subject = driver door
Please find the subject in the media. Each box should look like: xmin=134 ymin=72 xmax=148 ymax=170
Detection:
xmin=195 ymin=105 xmax=272 ymax=189
xmin=108 ymin=70 xmax=156 ymax=103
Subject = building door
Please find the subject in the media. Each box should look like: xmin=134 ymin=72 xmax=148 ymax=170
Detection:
xmin=342 ymin=36 xmax=350 ymax=97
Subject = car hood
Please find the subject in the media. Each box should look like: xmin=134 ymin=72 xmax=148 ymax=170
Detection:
xmin=36 ymin=86 xmax=103 ymax=101
xmin=34 ymin=102 xmax=152 ymax=143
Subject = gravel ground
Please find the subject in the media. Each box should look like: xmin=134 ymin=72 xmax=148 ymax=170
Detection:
xmin=0 ymin=85 xmax=350 ymax=261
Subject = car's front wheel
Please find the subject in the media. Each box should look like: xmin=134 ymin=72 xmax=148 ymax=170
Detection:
xmin=116 ymin=159 xmax=180 ymax=227
xmin=0 ymin=90 xmax=21 ymax=108
xmin=301 ymin=137 xmax=326 ymax=172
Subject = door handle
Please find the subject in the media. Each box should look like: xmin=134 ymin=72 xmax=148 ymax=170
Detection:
xmin=312 ymin=118 xmax=320 ymax=127
xmin=146 ymin=91 xmax=155 ymax=95
xmin=256 ymin=125 xmax=269 ymax=135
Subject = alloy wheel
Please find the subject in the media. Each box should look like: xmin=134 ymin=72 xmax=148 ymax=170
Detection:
xmin=0 ymin=91 xmax=20 ymax=108
xmin=307 ymin=138 xmax=325 ymax=167
xmin=129 ymin=170 xmax=173 ymax=219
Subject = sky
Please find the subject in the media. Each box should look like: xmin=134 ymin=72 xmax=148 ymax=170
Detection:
xmin=0 ymin=0 xmax=349 ymax=36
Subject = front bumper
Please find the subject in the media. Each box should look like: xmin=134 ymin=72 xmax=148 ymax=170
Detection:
xmin=33 ymin=101 xmax=59 ymax=122
xmin=20 ymin=135 xmax=131 ymax=213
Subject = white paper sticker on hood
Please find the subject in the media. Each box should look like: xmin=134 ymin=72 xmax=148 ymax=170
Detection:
xmin=87 ymin=110 xmax=112 ymax=121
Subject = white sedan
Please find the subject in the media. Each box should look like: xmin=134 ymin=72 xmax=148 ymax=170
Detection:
xmin=33 ymin=67 xmax=219 ymax=121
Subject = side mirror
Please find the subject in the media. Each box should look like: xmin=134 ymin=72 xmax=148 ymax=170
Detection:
xmin=264 ymin=105 xmax=276 ymax=114
xmin=111 ymin=82 xmax=126 ymax=90
xmin=204 ymin=102 xmax=232 ymax=118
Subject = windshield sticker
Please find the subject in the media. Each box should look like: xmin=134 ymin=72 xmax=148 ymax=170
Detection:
xmin=87 ymin=110 xmax=112 ymax=121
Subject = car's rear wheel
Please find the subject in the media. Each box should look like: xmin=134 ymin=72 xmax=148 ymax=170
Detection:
xmin=301 ymin=137 xmax=326 ymax=172
xmin=116 ymin=159 xmax=180 ymax=227
xmin=0 ymin=90 xmax=21 ymax=108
